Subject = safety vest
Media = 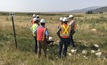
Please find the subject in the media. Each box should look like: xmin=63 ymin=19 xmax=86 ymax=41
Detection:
xmin=37 ymin=26 xmax=46 ymax=41
xmin=60 ymin=24 xmax=70 ymax=38
xmin=32 ymin=24 xmax=38 ymax=36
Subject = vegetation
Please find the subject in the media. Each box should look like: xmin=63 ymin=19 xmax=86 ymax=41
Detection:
xmin=0 ymin=13 xmax=107 ymax=65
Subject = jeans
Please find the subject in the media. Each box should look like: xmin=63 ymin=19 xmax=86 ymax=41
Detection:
xmin=34 ymin=36 xmax=37 ymax=54
xmin=70 ymin=30 xmax=76 ymax=48
xmin=70 ymin=35 xmax=76 ymax=48
xmin=58 ymin=38 xmax=69 ymax=57
xmin=37 ymin=40 xmax=47 ymax=58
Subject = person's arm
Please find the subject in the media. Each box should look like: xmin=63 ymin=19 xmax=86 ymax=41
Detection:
xmin=45 ymin=28 xmax=49 ymax=40
xmin=57 ymin=27 xmax=62 ymax=39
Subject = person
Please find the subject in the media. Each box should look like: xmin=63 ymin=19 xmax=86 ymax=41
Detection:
xmin=58 ymin=17 xmax=63 ymax=28
xmin=37 ymin=19 xmax=49 ymax=58
xmin=30 ymin=14 xmax=36 ymax=25
xmin=30 ymin=18 xmax=39 ymax=54
xmin=47 ymin=36 xmax=54 ymax=46
xmin=57 ymin=17 xmax=71 ymax=58
xmin=36 ymin=15 xmax=40 ymax=25
xmin=68 ymin=15 xmax=76 ymax=49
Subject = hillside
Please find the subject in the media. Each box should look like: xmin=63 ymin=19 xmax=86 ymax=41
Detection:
xmin=92 ymin=6 xmax=107 ymax=13
xmin=64 ymin=6 xmax=101 ymax=13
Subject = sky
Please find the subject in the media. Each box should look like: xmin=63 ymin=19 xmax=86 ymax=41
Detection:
xmin=0 ymin=0 xmax=107 ymax=12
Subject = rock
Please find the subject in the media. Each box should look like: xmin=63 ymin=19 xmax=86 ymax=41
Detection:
xmin=68 ymin=53 xmax=72 ymax=56
xmin=94 ymin=44 xmax=99 ymax=48
xmin=91 ymin=50 xmax=96 ymax=54
xmin=82 ymin=50 xmax=87 ymax=55
xmin=90 ymin=28 xmax=97 ymax=32
xmin=95 ymin=52 xmax=102 ymax=57
xmin=71 ymin=49 xmax=77 ymax=54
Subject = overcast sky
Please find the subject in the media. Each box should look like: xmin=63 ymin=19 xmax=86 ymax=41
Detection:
xmin=0 ymin=0 xmax=107 ymax=12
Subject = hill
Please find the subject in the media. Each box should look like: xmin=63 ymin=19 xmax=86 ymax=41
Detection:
xmin=92 ymin=6 xmax=107 ymax=13
xmin=64 ymin=6 xmax=101 ymax=13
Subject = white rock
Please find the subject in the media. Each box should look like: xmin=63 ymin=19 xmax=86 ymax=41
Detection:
xmin=83 ymin=55 xmax=88 ymax=59
xmin=71 ymin=49 xmax=77 ymax=54
xmin=94 ymin=44 xmax=99 ymax=48
xmin=47 ymin=49 xmax=49 ymax=51
xmin=95 ymin=52 xmax=102 ymax=57
xmin=90 ymin=28 xmax=97 ymax=32
xmin=68 ymin=53 xmax=72 ymax=56
xmin=91 ymin=50 xmax=96 ymax=54
xmin=82 ymin=50 xmax=87 ymax=55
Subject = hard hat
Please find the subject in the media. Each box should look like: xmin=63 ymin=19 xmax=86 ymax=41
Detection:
xmin=49 ymin=36 xmax=53 ymax=41
xmin=33 ymin=18 xmax=38 ymax=22
xmin=40 ymin=19 xmax=46 ymax=23
xmin=59 ymin=17 xmax=63 ymax=21
xmin=63 ymin=17 xmax=68 ymax=22
xmin=69 ymin=15 xmax=73 ymax=18
xmin=36 ymin=15 xmax=39 ymax=18
xmin=33 ymin=14 xmax=36 ymax=18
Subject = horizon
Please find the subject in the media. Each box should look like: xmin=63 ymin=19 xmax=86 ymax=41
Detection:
xmin=0 ymin=0 xmax=107 ymax=12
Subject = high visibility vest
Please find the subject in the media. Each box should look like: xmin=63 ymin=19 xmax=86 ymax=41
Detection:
xmin=37 ymin=26 xmax=46 ymax=41
xmin=60 ymin=24 xmax=70 ymax=38
xmin=32 ymin=24 xmax=38 ymax=36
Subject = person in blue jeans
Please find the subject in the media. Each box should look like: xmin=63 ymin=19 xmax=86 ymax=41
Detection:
xmin=68 ymin=15 xmax=76 ymax=49
xmin=30 ymin=18 xmax=39 ymax=54
xmin=57 ymin=17 xmax=71 ymax=58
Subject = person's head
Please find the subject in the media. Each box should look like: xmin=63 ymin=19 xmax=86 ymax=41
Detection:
xmin=69 ymin=15 xmax=74 ymax=20
xmin=62 ymin=17 xmax=68 ymax=24
xmin=59 ymin=17 xmax=63 ymax=21
xmin=33 ymin=18 xmax=39 ymax=23
xmin=40 ymin=19 xmax=46 ymax=26
xmin=36 ymin=15 xmax=39 ymax=18
xmin=32 ymin=14 xmax=36 ymax=18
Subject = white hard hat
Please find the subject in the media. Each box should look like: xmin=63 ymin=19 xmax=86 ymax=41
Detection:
xmin=59 ymin=17 xmax=63 ymax=21
xmin=49 ymin=36 xmax=53 ymax=41
xmin=36 ymin=15 xmax=39 ymax=17
xmin=33 ymin=18 xmax=38 ymax=22
xmin=40 ymin=19 xmax=46 ymax=23
xmin=63 ymin=17 xmax=68 ymax=22
xmin=69 ymin=15 xmax=73 ymax=18
xmin=33 ymin=14 xmax=36 ymax=18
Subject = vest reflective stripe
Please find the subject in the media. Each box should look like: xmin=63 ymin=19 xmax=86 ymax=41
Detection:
xmin=61 ymin=24 xmax=69 ymax=38
xmin=37 ymin=26 xmax=46 ymax=41
xmin=42 ymin=28 xmax=46 ymax=41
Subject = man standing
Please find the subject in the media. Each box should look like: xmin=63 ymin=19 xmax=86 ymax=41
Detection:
xmin=68 ymin=15 xmax=76 ymax=49
xmin=30 ymin=14 xmax=36 ymax=25
xmin=58 ymin=17 xmax=63 ymax=28
xmin=37 ymin=19 xmax=49 ymax=58
xmin=57 ymin=17 xmax=71 ymax=58
xmin=31 ymin=18 xmax=39 ymax=54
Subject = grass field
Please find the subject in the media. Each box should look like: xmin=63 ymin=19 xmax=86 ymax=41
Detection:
xmin=0 ymin=13 xmax=107 ymax=65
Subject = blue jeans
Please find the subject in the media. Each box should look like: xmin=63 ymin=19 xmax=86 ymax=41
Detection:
xmin=34 ymin=36 xmax=37 ymax=54
xmin=70 ymin=35 xmax=76 ymax=48
xmin=58 ymin=38 xmax=70 ymax=57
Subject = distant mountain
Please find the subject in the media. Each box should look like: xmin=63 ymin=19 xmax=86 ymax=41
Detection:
xmin=92 ymin=6 xmax=107 ymax=13
xmin=65 ymin=6 xmax=101 ymax=13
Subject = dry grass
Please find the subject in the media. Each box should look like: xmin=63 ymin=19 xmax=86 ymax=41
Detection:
xmin=0 ymin=14 xmax=107 ymax=65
